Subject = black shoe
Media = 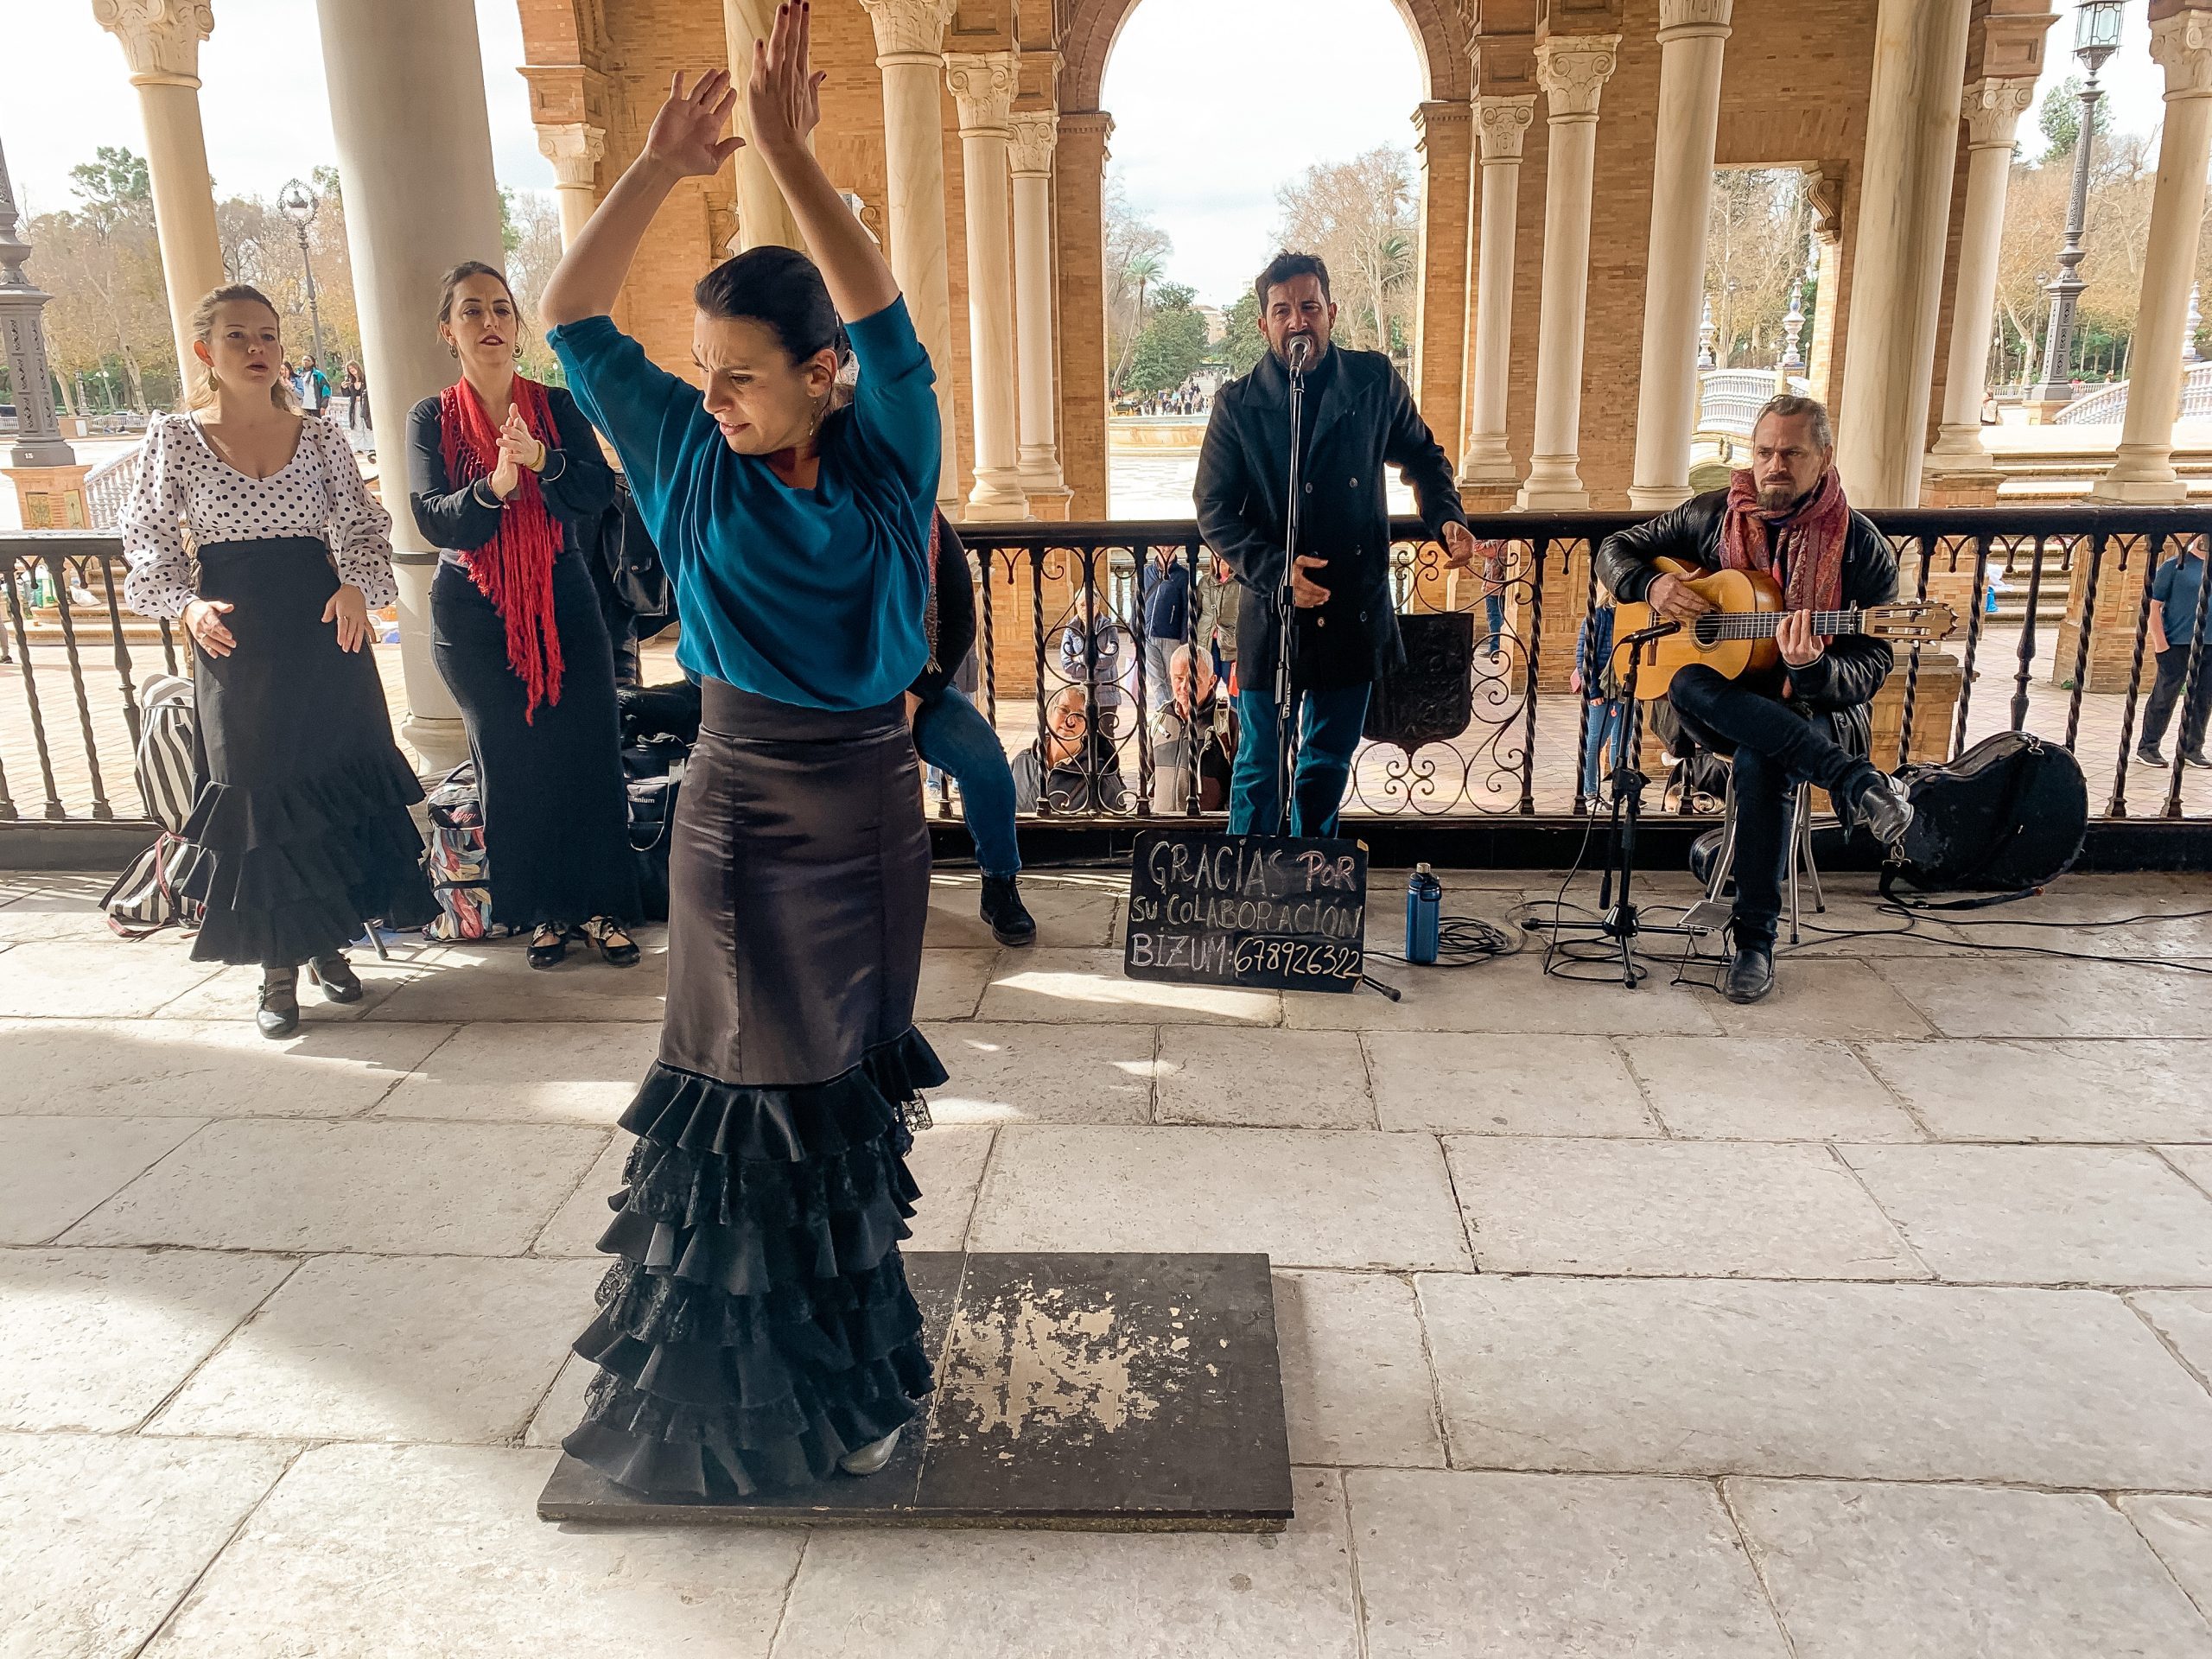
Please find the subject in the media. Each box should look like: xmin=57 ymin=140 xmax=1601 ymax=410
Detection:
xmin=257 ymin=971 xmax=300 ymax=1039
xmin=980 ymin=874 xmax=1037 ymax=947
xmin=527 ymin=923 xmax=569 ymax=969
xmin=582 ymin=916 xmax=640 ymax=967
xmin=306 ymin=952 xmax=363 ymax=1004
xmin=1852 ymin=771 xmax=1915 ymax=849
xmin=2140 ymin=744 xmax=2170 ymax=767
xmin=1723 ymin=936 xmax=1776 ymax=1005
xmin=2185 ymin=751 xmax=2212 ymax=769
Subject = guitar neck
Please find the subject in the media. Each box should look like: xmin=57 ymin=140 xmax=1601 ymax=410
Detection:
xmin=1700 ymin=608 xmax=1870 ymax=639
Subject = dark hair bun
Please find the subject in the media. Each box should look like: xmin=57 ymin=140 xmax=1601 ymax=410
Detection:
xmin=694 ymin=245 xmax=849 ymax=365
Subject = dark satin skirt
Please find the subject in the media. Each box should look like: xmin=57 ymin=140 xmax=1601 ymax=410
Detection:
xmin=563 ymin=680 xmax=946 ymax=1497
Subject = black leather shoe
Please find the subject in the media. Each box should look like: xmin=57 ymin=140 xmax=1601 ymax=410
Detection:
xmin=257 ymin=971 xmax=300 ymax=1039
xmin=980 ymin=874 xmax=1037 ymax=947
xmin=306 ymin=953 xmax=363 ymax=1004
xmin=1853 ymin=772 xmax=1915 ymax=849
xmin=1723 ymin=937 xmax=1776 ymax=1005
xmin=2140 ymin=745 xmax=2170 ymax=767
xmin=583 ymin=916 xmax=641 ymax=967
xmin=527 ymin=923 xmax=569 ymax=969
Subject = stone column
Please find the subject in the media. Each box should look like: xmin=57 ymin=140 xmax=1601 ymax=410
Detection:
xmin=1459 ymin=92 xmax=1535 ymax=502
xmin=91 ymin=0 xmax=225 ymax=399
xmin=1410 ymin=100 xmax=1473 ymax=445
xmin=861 ymin=0 xmax=960 ymax=513
xmin=1801 ymin=171 xmax=1843 ymax=406
xmin=1008 ymin=110 xmax=1069 ymax=512
xmin=1834 ymin=0 xmax=1973 ymax=508
xmin=535 ymin=123 xmax=605 ymax=249
xmin=1517 ymin=35 xmax=1618 ymax=511
xmin=1628 ymin=0 xmax=1733 ymax=512
xmin=1053 ymin=111 xmax=1113 ymax=521
xmin=314 ymin=0 xmax=505 ymax=770
xmin=2095 ymin=9 xmax=2212 ymax=502
xmin=1922 ymin=77 xmax=2038 ymax=505
xmin=723 ymin=0 xmax=804 ymax=252
xmin=944 ymin=52 xmax=1027 ymax=521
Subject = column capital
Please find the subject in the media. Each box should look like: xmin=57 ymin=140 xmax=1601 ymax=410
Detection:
xmin=1656 ymin=0 xmax=1732 ymax=42
xmin=1961 ymin=76 xmax=2037 ymax=149
xmin=859 ymin=0 xmax=955 ymax=63
xmin=1473 ymin=92 xmax=1538 ymax=161
xmin=92 ymin=0 xmax=214 ymax=88
xmin=1007 ymin=110 xmax=1058 ymax=176
xmin=1806 ymin=167 xmax=1844 ymax=240
xmin=534 ymin=123 xmax=606 ymax=190
xmin=1535 ymin=35 xmax=1620 ymax=120
xmin=945 ymin=51 xmax=1020 ymax=134
xmin=2152 ymin=8 xmax=2212 ymax=99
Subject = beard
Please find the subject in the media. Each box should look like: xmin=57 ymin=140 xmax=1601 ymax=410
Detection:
xmin=1273 ymin=334 xmax=1326 ymax=369
xmin=1756 ymin=479 xmax=1804 ymax=513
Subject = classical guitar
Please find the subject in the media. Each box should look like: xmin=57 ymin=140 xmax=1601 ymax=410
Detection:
xmin=1608 ymin=556 xmax=1957 ymax=700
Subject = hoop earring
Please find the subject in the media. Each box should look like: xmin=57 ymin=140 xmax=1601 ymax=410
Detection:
xmin=513 ymin=343 xmax=524 ymax=360
xmin=448 ymin=342 xmax=459 ymax=359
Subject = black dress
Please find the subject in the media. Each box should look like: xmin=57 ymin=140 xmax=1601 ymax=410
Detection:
xmin=408 ymin=387 xmax=640 ymax=931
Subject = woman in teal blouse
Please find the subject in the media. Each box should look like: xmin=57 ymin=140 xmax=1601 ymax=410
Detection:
xmin=538 ymin=5 xmax=946 ymax=1499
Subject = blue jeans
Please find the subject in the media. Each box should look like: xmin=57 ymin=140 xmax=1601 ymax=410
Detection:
xmin=1580 ymin=698 xmax=1626 ymax=798
xmin=911 ymin=684 xmax=1021 ymax=877
xmin=1230 ymin=682 xmax=1370 ymax=837
xmin=1483 ymin=593 xmax=1506 ymax=656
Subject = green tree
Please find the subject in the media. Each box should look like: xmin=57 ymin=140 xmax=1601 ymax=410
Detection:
xmin=2037 ymin=76 xmax=2112 ymax=160
xmin=1213 ymin=290 xmax=1264 ymax=378
xmin=68 ymin=147 xmax=153 ymax=226
xmin=1126 ymin=281 xmax=1207 ymax=397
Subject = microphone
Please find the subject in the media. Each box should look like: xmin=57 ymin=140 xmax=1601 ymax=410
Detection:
xmin=1287 ymin=336 xmax=1311 ymax=375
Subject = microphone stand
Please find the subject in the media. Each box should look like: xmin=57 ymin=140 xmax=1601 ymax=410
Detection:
xmin=1273 ymin=340 xmax=1308 ymax=838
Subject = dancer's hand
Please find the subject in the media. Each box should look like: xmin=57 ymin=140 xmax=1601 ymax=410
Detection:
xmin=323 ymin=583 xmax=370 ymax=653
xmin=497 ymin=409 xmax=545 ymax=474
xmin=487 ymin=442 xmax=523 ymax=501
xmin=183 ymin=598 xmax=236 ymax=658
xmin=644 ymin=69 xmax=744 ymax=180
xmin=748 ymin=3 xmax=825 ymax=159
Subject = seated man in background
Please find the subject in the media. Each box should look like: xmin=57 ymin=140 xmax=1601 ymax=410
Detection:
xmin=1152 ymin=644 xmax=1238 ymax=814
xmin=1013 ymin=684 xmax=1129 ymax=814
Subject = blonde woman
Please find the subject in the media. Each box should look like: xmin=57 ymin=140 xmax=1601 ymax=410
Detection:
xmin=120 ymin=284 xmax=434 ymax=1037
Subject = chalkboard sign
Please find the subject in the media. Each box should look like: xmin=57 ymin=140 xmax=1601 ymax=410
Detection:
xmin=1123 ymin=830 xmax=1367 ymax=995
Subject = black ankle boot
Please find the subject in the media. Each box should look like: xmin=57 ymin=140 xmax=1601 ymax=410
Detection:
xmin=306 ymin=953 xmax=363 ymax=1004
xmin=257 ymin=969 xmax=300 ymax=1039
xmin=1723 ymin=933 xmax=1776 ymax=1005
xmin=1849 ymin=768 xmax=1915 ymax=849
xmin=980 ymin=874 xmax=1037 ymax=947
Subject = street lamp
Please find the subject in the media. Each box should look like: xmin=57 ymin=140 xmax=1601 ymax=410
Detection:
xmin=0 ymin=134 xmax=74 ymax=468
xmin=1697 ymin=296 xmax=1716 ymax=369
xmin=277 ymin=178 xmax=327 ymax=389
xmin=1722 ymin=276 xmax=1740 ymax=369
xmin=2025 ymin=0 xmax=2125 ymax=410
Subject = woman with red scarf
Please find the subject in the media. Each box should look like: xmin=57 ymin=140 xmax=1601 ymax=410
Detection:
xmin=407 ymin=263 xmax=640 ymax=968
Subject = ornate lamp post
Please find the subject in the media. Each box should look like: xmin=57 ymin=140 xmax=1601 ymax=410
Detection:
xmin=1697 ymin=296 xmax=1716 ymax=368
xmin=1780 ymin=280 xmax=1807 ymax=374
xmin=277 ymin=178 xmax=327 ymax=378
xmin=2025 ymin=0 xmax=2125 ymax=412
xmin=2186 ymin=281 xmax=2203 ymax=364
xmin=0 ymin=137 xmax=75 ymax=470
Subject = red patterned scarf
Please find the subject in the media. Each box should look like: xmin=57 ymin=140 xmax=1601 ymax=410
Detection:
xmin=439 ymin=375 xmax=564 ymax=720
xmin=1719 ymin=465 xmax=1850 ymax=615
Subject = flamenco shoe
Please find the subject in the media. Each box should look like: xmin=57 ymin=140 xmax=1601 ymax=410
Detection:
xmin=979 ymin=874 xmax=1037 ymax=947
xmin=583 ymin=916 xmax=641 ymax=968
xmin=256 ymin=970 xmax=300 ymax=1039
xmin=305 ymin=952 xmax=364 ymax=1004
xmin=838 ymin=1427 xmax=902 ymax=1477
xmin=527 ymin=922 xmax=570 ymax=969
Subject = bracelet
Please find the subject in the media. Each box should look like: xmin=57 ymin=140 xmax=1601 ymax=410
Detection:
xmin=472 ymin=478 xmax=507 ymax=509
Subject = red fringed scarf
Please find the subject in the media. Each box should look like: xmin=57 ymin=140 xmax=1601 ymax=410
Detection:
xmin=439 ymin=375 xmax=564 ymax=720
xmin=1719 ymin=465 xmax=1850 ymax=617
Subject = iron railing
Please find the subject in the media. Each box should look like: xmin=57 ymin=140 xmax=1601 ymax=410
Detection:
xmin=2054 ymin=361 xmax=2212 ymax=426
xmin=1697 ymin=371 xmax=1813 ymax=439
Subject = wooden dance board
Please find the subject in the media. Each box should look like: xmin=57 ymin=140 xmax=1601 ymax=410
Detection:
xmin=536 ymin=1252 xmax=1294 ymax=1533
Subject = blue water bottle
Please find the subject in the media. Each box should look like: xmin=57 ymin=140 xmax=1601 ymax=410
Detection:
xmin=1405 ymin=863 xmax=1442 ymax=965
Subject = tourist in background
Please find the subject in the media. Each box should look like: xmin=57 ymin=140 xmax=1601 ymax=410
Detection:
xmin=1055 ymin=584 xmax=1136 ymax=737
xmin=1152 ymin=643 xmax=1236 ymax=813
xmin=407 ymin=260 xmax=639 ymax=969
xmin=119 ymin=283 xmax=434 ymax=1037
xmin=1572 ymin=601 xmax=1625 ymax=802
xmin=2137 ymin=535 xmax=2212 ymax=770
xmin=296 ymin=356 xmax=330 ymax=415
xmin=1014 ymin=683 xmax=1128 ymax=812
xmin=1138 ymin=543 xmax=1189 ymax=714
xmin=339 ymin=360 xmax=371 ymax=432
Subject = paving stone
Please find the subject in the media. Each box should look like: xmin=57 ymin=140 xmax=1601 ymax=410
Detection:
xmin=1287 ymin=950 xmax=1723 ymax=1035
xmin=0 ymin=900 xmax=118 ymax=943
xmin=1366 ymin=1032 xmax=1659 ymax=1135
xmin=1708 ymin=959 xmax=1936 ymax=1039
xmin=921 ymin=1020 xmax=1154 ymax=1124
xmin=527 ymin=1132 xmax=627 ymax=1257
xmin=62 ymin=1119 xmax=606 ymax=1255
xmin=925 ymin=872 xmax=1122 ymax=948
xmin=0 ymin=1017 xmax=452 ymax=1119
xmin=901 ymin=1125 xmax=995 ymax=1253
xmin=1872 ymin=957 xmax=2212 ymax=1039
xmin=1916 ymin=885 xmax=2212 ymax=957
xmin=1156 ymin=1027 xmax=1374 ymax=1128
xmin=0 ymin=1248 xmax=295 ymax=1432
xmin=0 ymin=1433 xmax=296 ymax=1659
xmin=0 ymin=1115 xmax=203 ymax=1243
xmin=1843 ymin=1145 xmax=2212 ymax=1286
xmin=1348 ymin=1469 xmax=1788 ymax=1658
xmin=1624 ymin=1037 xmax=1921 ymax=1141
xmin=970 ymin=1126 xmax=1471 ymax=1270
xmin=2122 ymin=1495 xmax=2212 ymax=1626
xmin=914 ymin=946 xmax=1000 ymax=1021
xmin=141 ymin=1444 xmax=804 ymax=1657
xmin=1860 ymin=1038 xmax=2212 ymax=1142
xmin=1272 ymin=1269 xmax=1444 ymax=1467
xmin=1445 ymin=1139 xmax=1924 ymax=1279
xmin=772 ymin=1466 xmax=1357 ymax=1659
xmin=150 ymin=1254 xmax=607 ymax=1444
xmin=2130 ymin=1290 xmax=2212 ymax=1388
xmin=524 ymin=1353 xmax=593 ymax=1449
xmin=1731 ymin=1478 xmax=2212 ymax=1658
xmin=1415 ymin=1274 xmax=2212 ymax=1488
xmin=2169 ymin=1144 xmax=2212 ymax=1195
xmin=372 ymin=1021 xmax=658 ymax=1124
xmin=156 ymin=952 xmax=435 ymax=1024
xmin=977 ymin=947 xmax=1281 ymax=1026
xmin=0 ymin=938 xmax=223 ymax=1019
xmin=366 ymin=938 xmax=669 ymax=1024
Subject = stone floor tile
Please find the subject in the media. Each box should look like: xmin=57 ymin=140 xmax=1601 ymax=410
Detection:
xmin=2168 ymin=1144 xmax=2212 ymax=1194
xmin=2129 ymin=1290 xmax=2212 ymax=1389
xmin=1416 ymin=1274 xmax=2212 ymax=1488
xmin=0 ymin=1248 xmax=295 ymax=1431
xmin=62 ymin=1119 xmax=607 ymax=1255
xmin=1446 ymin=1138 xmax=1924 ymax=1279
xmin=773 ymin=1466 xmax=1357 ymax=1659
xmin=2122 ymin=1495 xmax=2212 ymax=1626
xmin=1287 ymin=951 xmax=1723 ymax=1036
xmin=901 ymin=1125 xmax=995 ymax=1253
xmin=155 ymin=950 xmax=436 ymax=1025
xmin=970 ymin=1125 xmax=1471 ymax=1270
xmin=1859 ymin=1037 xmax=2212 ymax=1142
xmin=0 ymin=900 xmax=118 ymax=944
xmin=1274 ymin=1269 xmax=1442 ymax=1468
xmin=150 ymin=1254 xmax=607 ymax=1445
xmin=1709 ymin=958 xmax=1937 ymax=1039
xmin=0 ymin=938 xmax=223 ymax=1019
xmin=1624 ymin=1037 xmax=1921 ymax=1141
xmin=1731 ymin=1478 xmax=2212 ymax=1659
xmin=1872 ymin=957 xmax=2212 ymax=1039
xmin=1843 ymin=1145 xmax=2212 ymax=1286
xmin=1347 ymin=1469 xmax=1788 ymax=1658
xmin=524 ymin=1353 xmax=593 ymax=1449
xmin=1155 ymin=1027 xmax=1374 ymax=1128
xmin=141 ymin=1443 xmax=804 ymax=1658
xmin=0 ymin=1017 xmax=452 ymax=1119
xmin=1916 ymin=885 xmax=2212 ymax=957
xmin=366 ymin=937 xmax=669 ymax=1024
xmin=921 ymin=1020 xmax=1154 ymax=1125
xmin=925 ymin=871 xmax=1122 ymax=949
xmin=976 ymin=947 xmax=1281 ymax=1026
xmin=0 ymin=1115 xmax=202 ymax=1244
xmin=1366 ymin=1032 xmax=1660 ymax=1136
xmin=0 ymin=1433 xmax=296 ymax=1659
xmin=528 ymin=1133 xmax=626 ymax=1257
xmin=372 ymin=1021 xmax=658 ymax=1124
xmin=913 ymin=946 xmax=1000 ymax=1021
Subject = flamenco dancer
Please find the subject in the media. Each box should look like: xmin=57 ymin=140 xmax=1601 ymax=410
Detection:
xmin=120 ymin=284 xmax=435 ymax=1038
xmin=540 ymin=6 xmax=945 ymax=1494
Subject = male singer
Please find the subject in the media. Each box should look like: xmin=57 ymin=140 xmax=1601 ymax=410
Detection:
xmin=1196 ymin=252 xmax=1478 ymax=836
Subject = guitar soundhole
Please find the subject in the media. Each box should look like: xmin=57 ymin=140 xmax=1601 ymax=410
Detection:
xmin=1693 ymin=615 xmax=1724 ymax=649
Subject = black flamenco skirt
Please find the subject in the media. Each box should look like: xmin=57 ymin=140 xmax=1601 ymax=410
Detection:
xmin=183 ymin=537 xmax=435 ymax=968
xmin=430 ymin=554 xmax=639 ymax=929
xmin=563 ymin=682 xmax=946 ymax=1497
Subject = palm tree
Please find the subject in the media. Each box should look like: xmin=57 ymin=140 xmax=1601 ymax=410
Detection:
xmin=1115 ymin=252 xmax=1163 ymax=394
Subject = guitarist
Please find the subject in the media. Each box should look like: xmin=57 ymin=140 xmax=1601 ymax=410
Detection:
xmin=1594 ymin=395 xmax=1913 ymax=1004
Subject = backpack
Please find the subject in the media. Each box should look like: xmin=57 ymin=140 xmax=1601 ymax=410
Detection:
xmin=1884 ymin=730 xmax=2089 ymax=904
xmin=421 ymin=765 xmax=509 ymax=942
xmin=618 ymin=681 xmax=701 ymax=924
xmin=101 ymin=673 xmax=207 ymax=939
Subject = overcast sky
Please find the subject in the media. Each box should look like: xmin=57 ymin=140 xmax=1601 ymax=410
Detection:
xmin=0 ymin=0 xmax=2177 ymax=308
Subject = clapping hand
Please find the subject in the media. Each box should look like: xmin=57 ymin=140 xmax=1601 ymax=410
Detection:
xmin=644 ymin=69 xmax=744 ymax=180
xmin=749 ymin=3 xmax=826 ymax=158
xmin=322 ymin=583 xmax=370 ymax=653
xmin=497 ymin=409 xmax=543 ymax=474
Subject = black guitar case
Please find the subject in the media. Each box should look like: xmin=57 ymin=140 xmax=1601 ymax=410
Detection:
xmin=1363 ymin=612 xmax=1475 ymax=750
xmin=1883 ymin=730 xmax=2088 ymax=904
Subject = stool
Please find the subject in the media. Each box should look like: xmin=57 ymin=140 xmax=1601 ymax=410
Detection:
xmin=1693 ymin=766 xmax=1826 ymax=945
